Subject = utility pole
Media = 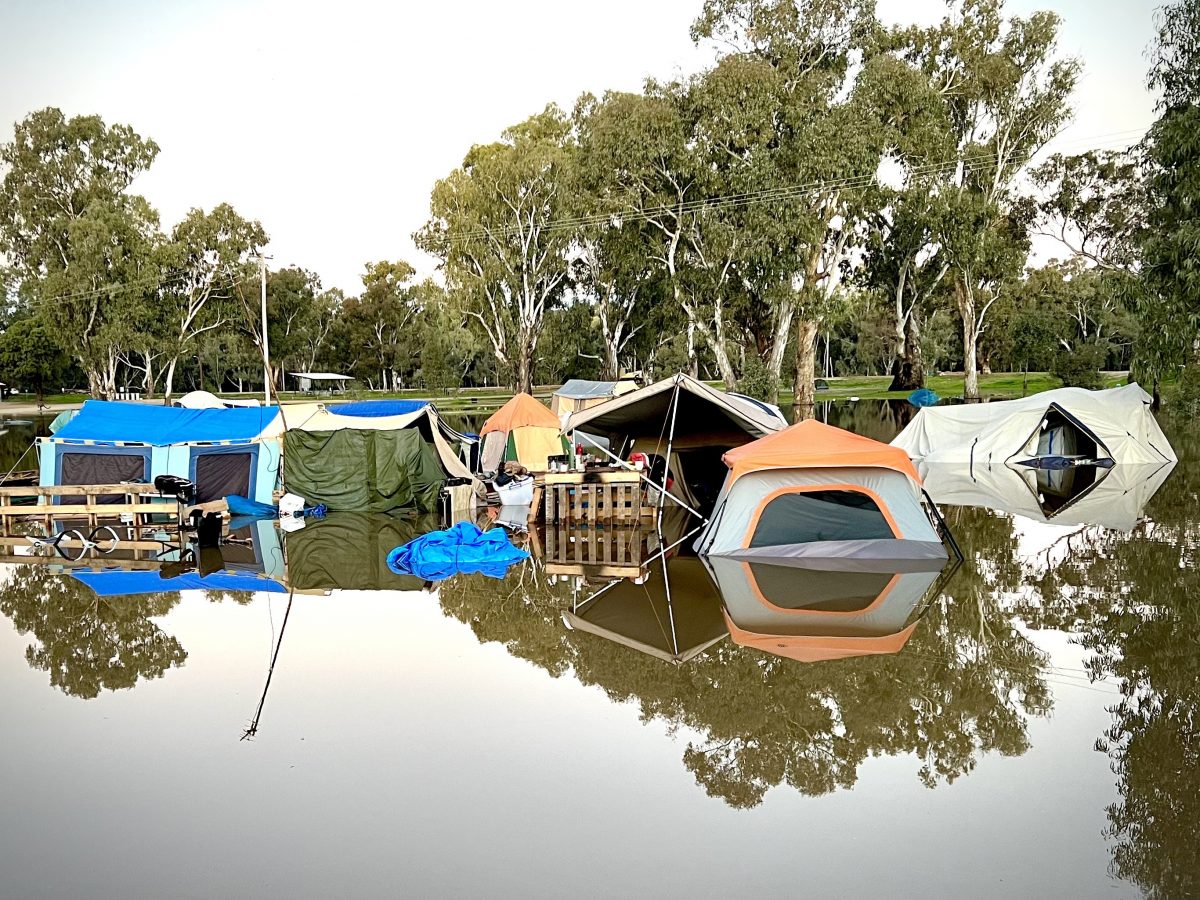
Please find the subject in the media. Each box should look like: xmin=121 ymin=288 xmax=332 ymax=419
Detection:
xmin=259 ymin=254 xmax=271 ymax=403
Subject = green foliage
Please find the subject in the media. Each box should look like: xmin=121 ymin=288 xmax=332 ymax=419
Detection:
xmin=1049 ymin=343 xmax=1105 ymax=388
xmin=1174 ymin=363 xmax=1200 ymax=416
xmin=736 ymin=353 xmax=773 ymax=401
xmin=0 ymin=316 xmax=70 ymax=401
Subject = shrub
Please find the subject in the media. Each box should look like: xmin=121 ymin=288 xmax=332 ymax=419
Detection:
xmin=737 ymin=354 xmax=775 ymax=402
xmin=1050 ymin=344 xmax=1105 ymax=390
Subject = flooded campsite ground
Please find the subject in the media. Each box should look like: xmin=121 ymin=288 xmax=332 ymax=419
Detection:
xmin=0 ymin=402 xmax=1195 ymax=899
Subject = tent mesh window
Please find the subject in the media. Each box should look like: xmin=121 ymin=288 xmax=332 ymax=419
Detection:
xmin=194 ymin=452 xmax=253 ymax=504
xmin=59 ymin=451 xmax=148 ymax=504
xmin=750 ymin=489 xmax=895 ymax=547
xmin=748 ymin=563 xmax=894 ymax=612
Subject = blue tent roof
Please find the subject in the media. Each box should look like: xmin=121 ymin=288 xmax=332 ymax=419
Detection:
xmin=53 ymin=401 xmax=281 ymax=446
xmin=72 ymin=568 xmax=287 ymax=597
xmin=328 ymin=399 xmax=430 ymax=417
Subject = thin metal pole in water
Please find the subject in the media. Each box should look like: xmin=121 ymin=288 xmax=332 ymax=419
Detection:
xmin=242 ymin=588 xmax=295 ymax=740
xmin=656 ymin=380 xmax=682 ymax=518
xmin=260 ymin=254 xmax=271 ymax=404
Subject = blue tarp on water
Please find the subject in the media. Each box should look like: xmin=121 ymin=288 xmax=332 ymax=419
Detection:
xmin=908 ymin=388 xmax=940 ymax=408
xmin=72 ymin=568 xmax=287 ymax=597
xmin=54 ymin=401 xmax=280 ymax=445
xmin=329 ymin=400 xmax=430 ymax=418
xmin=386 ymin=522 xmax=529 ymax=582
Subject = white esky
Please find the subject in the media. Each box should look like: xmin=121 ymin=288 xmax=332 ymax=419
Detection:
xmin=0 ymin=0 xmax=1160 ymax=293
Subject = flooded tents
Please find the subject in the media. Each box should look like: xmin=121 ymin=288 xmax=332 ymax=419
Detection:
xmin=695 ymin=419 xmax=947 ymax=565
xmin=478 ymin=393 xmax=569 ymax=473
xmin=891 ymin=384 xmax=1176 ymax=468
xmin=280 ymin=402 xmax=478 ymax=513
xmin=563 ymin=373 xmax=787 ymax=515
xmin=550 ymin=378 xmax=639 ymax=417
xmin=562 ymin=556 xmax=728 ymax=664
xmin=39 ymin=400 xmax=283 ymax=505
xmin=707 ymin=556 xmax=941 ymax=662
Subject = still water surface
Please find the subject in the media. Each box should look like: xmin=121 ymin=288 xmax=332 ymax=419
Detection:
xmin=0 ymin=402 xmax=1195 ymax=899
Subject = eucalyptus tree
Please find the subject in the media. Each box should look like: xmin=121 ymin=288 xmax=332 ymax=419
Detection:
xmin=894 ymin=0 xmax=1079 ymax=399
xmin=573 ymin=87 xmax=708 ymax=377
xmin=159 ymin=204 xmax=268 ymax=400
xmin=416 ymin=106 xmax=576 ymax=394
xmin=0 ymin=108 xmax=163 ymax=397
xmin=1138 ymin=0 xmax=1200 ymax=403
xmin=691 ymin=0 xmax=890 ymax=409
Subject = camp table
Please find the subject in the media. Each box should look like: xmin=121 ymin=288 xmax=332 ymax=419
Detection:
xmin=535 ymin=466 xmax=655 ymax=524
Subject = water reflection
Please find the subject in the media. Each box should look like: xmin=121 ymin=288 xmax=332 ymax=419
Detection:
xmin=0 ymin=402 xmax=1194 ymax=898
xmin=0 ymin=564 xmax=186 ymax=698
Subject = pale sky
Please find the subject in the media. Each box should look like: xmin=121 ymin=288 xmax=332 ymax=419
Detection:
xmin=0 ymin=0 xmax=1161 ymax=293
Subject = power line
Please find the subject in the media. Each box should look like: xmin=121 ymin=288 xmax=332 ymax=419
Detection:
xmin=434 ymin=126 xmax=1151 ymax=245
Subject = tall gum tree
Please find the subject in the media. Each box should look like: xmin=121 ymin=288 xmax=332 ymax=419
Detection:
xmin=690 ymin=0 xmax=887 ymax=410
xmin=0 ymin=108 xmax=162 ymax=397
xmin=416 ymin=107 xmax=575 ymax=394
xmin=894 ymin=0 xmax=1079 ymax=399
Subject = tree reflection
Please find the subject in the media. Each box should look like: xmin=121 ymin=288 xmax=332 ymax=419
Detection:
xmin=439 ymin=508 xmax=1049 ymax=808
xmin=0 ymin=565 xmax=186 ymax=699
xmin=1014 ymin=428 xmax=1199 ymax=899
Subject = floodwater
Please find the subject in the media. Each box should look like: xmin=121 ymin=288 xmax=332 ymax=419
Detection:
xmin=0 ymin=403 xmax=1195 ymax=899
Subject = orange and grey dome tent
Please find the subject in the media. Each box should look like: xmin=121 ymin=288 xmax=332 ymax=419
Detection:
xmin=479 ymin=393 xmax=570 ymax=474
xmin=707 ymin=555 xmax=943 ymax=663
xmin=695 ymin=419 xmax=948 ymax=566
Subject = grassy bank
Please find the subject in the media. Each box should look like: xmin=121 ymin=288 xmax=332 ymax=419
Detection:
xmin=3 ymin=372 xmax=1133 ymax=413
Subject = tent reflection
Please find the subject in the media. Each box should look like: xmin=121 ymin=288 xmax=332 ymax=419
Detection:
xmin=707 ymin=556 xmax=944 ymax=663
xmin=563 ymin=556 xmax=727 ymax=664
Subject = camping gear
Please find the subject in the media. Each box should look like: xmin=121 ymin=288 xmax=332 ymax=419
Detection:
xmin=695 ymin=419 xmax=948 ymax=565
xmin=41 ymin=401 xmax=283 ymax=506
xmin=891 ymin=383 xmax=1176 ymax=468
xmin=478 ymin=392 xmax=570 ymax=473
xmin=563 ymin=373 xmax=787 ymax=517
xmin=708 ymin=555 xmax=944 ymax=663
xmin=386 ymin=521 xmax=529 ymax=582
xmin=72 ymin=567 xmax=287 ymax=596
xmin=562 ymin=556 xmax=727 ymax=664
xmin=494 ymin=476 xmax=535 ymax=506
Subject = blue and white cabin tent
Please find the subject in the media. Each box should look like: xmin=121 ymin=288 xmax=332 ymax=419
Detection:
xmin=39 ymin=401 xmax=284 ymax=505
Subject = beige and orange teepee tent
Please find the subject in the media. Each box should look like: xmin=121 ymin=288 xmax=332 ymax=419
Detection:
xmin=479 ymin=393 xmax=570 ymax=474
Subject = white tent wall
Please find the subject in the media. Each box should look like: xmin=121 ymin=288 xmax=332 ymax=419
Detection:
xmin=892 ymin=384 xmax=1176 ymax=467
xmin=698 ymin=466 xmax=943 ymax=559
xmin=918 ymin=460 xmax=1176 ymax=531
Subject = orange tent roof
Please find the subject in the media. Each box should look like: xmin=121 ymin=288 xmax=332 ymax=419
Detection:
xmin=722 ymin=418 xmax=920 ymax=484
xmin=723 ymin=612 xmax=919 ymax=662
xmin=480 ymin=392 xmax=560 ymax=435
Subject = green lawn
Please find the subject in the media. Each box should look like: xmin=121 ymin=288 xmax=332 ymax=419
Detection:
xmin=3 ymin=373 xmax=1134 ymax=412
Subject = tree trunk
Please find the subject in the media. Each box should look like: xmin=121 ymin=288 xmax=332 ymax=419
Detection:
xmin=515 ymin=345 xmax=534 ymax=395
xmin=685 ymin=320 xmax=698 ymax=378
xmin=888 ymin=309 xmax=925 ymax=391
xmin=792 ymin=317 xmax=819 ymax=418
xmin=163 ymin=357 xmax=180 ymax=402
xmin=955 ymin=278 xmax=980 ymax=400
xmin=764 ymin=299 xmax=796 ymax=406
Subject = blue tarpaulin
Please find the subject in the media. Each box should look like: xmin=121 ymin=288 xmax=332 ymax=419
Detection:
xmin=329 ymin=400 xmax=430 ymax=417
xmin=386 ymin=522 xmax=529 ymax=581
xmin=72 ymin=568 xmax=287 ymax=597
xmin=908 ymin=388 xmax=940 ymax=408
xmin=54 ymin=401 xmax=280 ymax=446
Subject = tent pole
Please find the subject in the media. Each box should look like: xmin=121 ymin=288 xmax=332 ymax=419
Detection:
xmin=241 ymin=587 xmax=295 ymax=741
xmin=659 ymin=541 xmax=679 ymax=659
xmin=656 ymin=381 xmax=682 ymax=520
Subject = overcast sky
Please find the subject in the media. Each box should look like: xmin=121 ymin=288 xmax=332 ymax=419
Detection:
xmin=0 ymin=0 xmax=1161 ymax=293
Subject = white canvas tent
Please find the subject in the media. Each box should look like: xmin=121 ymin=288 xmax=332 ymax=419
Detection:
xmin=917 ymin=460 xmax=1176 ymax=532
xmin=891 ymin=384 xmax=1176 ymax=468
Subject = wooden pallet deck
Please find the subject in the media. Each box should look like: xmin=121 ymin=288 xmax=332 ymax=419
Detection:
xmin=535 ymin=469 xmax=655 ymax=524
